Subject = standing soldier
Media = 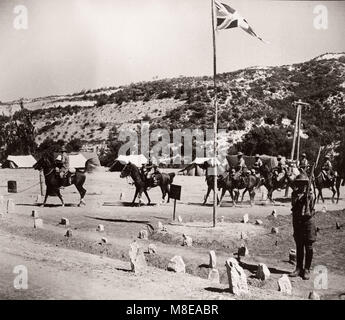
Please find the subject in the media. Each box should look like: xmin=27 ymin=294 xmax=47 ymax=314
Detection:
xmin=299 ymin=153 xmax=309 ymax=173
xmin=289 ymin=174 xmax=317 ymax=280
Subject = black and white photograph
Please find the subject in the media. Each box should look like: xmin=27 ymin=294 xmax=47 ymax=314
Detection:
xmin=0 ymin=0 xmax=345 ymax=305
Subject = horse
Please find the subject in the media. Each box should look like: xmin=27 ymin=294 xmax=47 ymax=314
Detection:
xmin=231 ymin=172 xmax=261 ymax=206
xmin=120 ymin=162 xmax=175 ymax=206
xmin=261 ymin=165 xmax=296 ymax=203
xmin=202 ymin=175 xmax=226 ymax=205
xmin=314 ymin=171 xmax=341 ymax=204
xmin=33 ymin=155 xmax=87 ymax=207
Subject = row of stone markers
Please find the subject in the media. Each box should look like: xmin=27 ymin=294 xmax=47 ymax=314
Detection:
xmin=134 ymin=219 xmax=322 ymax=299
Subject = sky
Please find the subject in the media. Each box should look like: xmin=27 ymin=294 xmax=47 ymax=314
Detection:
xmin=0 ymin=0 xmax=344 ymax=102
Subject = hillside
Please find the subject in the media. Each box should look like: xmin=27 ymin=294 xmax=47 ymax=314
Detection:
xmin=1 ymin=52 xmax=344 ymax=151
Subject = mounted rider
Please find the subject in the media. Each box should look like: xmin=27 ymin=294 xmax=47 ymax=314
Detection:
xmin=321 ymin=155 xmax=335 ymax=182
xmin=236 ymin=152 xmax=248 ymax=176
xmin=299 ymin=153 xmax=309 ymax=173
xmin=58 ymin=147 xmax=72 ymax=185
xmin=141 ymin=161 xmax=160 ymax=186
xmin=273 ymin=155 xmax=287 ymax=181
xmin=252 ymin=154 xmax=263 ymax=175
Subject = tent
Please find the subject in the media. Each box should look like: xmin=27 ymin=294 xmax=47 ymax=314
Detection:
xmin=55 ymin=153 xmax=87 ymax=169
xmin=109 ymin=154 xmax=148 ymax=172
xmin=2 ymin=155 xmax=37 ymax=168
xmin=81 ymin=152 xmax=101 ymax=173
xmin=179 ymin=157 xmax=224 ymax=176
xmin=226 ymin=154 xmax=284 ymax=170
xmin=81 ymin=152 xmax=101 ymax=166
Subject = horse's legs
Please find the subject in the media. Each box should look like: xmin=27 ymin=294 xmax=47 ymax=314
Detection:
xmin=75 ymin=184 xmax=86 ymax=206
xmin=249 ymin=189 xmax=255 ymax=206
xmin=160 ymin=186 xmax=166 ymax=203
xmin=137 ymin=190 xmax=143 ymax=207
xmin=41 ymin=190 xmax=49 ymax=207
xmin=235 ymin=190 xmax=240 ymax=203
xmin=203 ymin=187 xmax=211 ymax=205
xmin=166 ymin=185 xmax=171 ymax=203
xmin=218 ymin=188 xmax=226 ymax=206
xmin=241 ymin=188 xmax=247 ymax=203
xmin=331 ymin=186 xmax=336 ymax=204
xmin=56 ymin=189 xmax=65 ymax=207
xmin=318 ymin=189 xmax=325 ymax=203
xmin=131 ymin=189 xmax=138 ymax=205
xmin=144 ymin=189 xmax=151 ymax=205
xmin=267 ymin=189 xmax=274 ymax=203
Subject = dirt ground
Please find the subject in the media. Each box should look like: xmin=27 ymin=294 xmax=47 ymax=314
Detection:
xmin=0 ymin=168 xmax=344 ymax=300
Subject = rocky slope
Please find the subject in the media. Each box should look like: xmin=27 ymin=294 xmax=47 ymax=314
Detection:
xmin=1 ymin=52 xmax=344 ymax=149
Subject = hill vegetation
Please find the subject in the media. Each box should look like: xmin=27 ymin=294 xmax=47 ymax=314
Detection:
xmin=0 ymin=53 xmax=344 ymax=167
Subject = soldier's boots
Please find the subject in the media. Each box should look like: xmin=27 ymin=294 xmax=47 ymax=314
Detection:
xmin=289 ymin=268 xmax=303 ymax=277
xmin=302 ymin=269 xmax=311 ymax=280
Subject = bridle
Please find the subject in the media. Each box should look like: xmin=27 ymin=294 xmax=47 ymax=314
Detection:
xmin=44 ymin=168 xmax=55 ymax=177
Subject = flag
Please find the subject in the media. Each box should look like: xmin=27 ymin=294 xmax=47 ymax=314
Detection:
xmin=214 ymin=0 xmax=267 ymax=43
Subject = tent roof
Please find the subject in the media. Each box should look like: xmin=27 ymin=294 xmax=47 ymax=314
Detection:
xmin=6 ymin=155 xmax=36 ymax=168
xmin=115 ymin=154 xmax=148 ymax=167
xmin=81 ymin=152 xmax=101 ymax=166
xmin=56 ymin=153 xmax=87 ymax=169
xmin=192 ymin=157 xmax=221 ymax=165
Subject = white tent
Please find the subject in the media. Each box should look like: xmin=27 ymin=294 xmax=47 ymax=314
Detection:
xmin=109 ymin=154 xmax=148 ymax=171
xmin=116 ymin=155 xmax=148 ymax=167
xmin=56 ymin=153 xmax=87 ymax=169
xmin=179 ymin=157 xmax=223 ymax=176
xmin=2 ymin=155 xmax=37 ymax=168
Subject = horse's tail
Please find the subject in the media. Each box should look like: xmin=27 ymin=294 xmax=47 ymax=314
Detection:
xmin=169 ymin=172 xmax=176 ymax=184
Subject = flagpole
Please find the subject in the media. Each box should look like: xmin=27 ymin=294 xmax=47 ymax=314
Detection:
xmin=211 ymin=0 xmax=218 ymax=228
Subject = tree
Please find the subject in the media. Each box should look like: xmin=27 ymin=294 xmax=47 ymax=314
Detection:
xmin=235 ymin=126 xmax=291 ymax=157
xmin=0 ymin=108 xmax=37 ymax=162
xmin=66 ymin=138 xmax=83 ymax=152
xmin=99 ymin=125 xmax=123 ymax=167
xmin=335 ymin=131 xmax=345 ymax=177
xmin=36 ymin=138 xmax=64 ymax=157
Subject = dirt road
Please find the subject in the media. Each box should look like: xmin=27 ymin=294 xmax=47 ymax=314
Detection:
xmin=0 ymin=169 xmax=344 ymax=300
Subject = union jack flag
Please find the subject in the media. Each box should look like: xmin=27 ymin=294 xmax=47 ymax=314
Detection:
xmin=215 ymin=0 xmax=267 ymax=43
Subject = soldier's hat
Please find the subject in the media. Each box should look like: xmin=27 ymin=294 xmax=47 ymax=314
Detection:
xmin=255 ymin=154 xmax=260 ymax=158
xmin=277 ymin=155 xmax=282 ymax=159
xmin=294 ymin=174 xmax=309 ymax=184
xmin=302 ymin=153 xmax=306 ymax=157
xmin=325 ymin=155 xmax=330 ymax=159
xmin=61 ymin=146 xmax=67 ymax=152
xmin=237 ymin=152 xmax=243 ymax=156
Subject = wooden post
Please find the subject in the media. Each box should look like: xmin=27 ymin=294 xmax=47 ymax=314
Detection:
xmin=39 ymin=170 xmax=44 ymax=196
xmin=211 ymin=0 xmax=218 ymax=228
xmin=290 ymin=104 xmax=299 ymax=160
xmin=173 ymin=199 xmax=177 ymax=221
xmin=296 ymin=105 xmax=302 ymax=166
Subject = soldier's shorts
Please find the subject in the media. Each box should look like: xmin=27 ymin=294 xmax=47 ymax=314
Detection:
xmin=293 ymin=216 xmax=317 ymax=243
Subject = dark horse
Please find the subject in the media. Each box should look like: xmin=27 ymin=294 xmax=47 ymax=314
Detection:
xmin=33 ymin=155 xmax=87 ymax=207
xmin=202 ymin=175 xmax=224 ymax=205
xmin=120 ymin=163 xmax=175 ymax=206
xmin=314 ymin=171 xmax=341 ymax=204
xmin=203 ymin=172 xmax=258 ymax=207
xmin=231 ymin=172 xmax=261 ymax=206
xmin=260 ymin=165 xmax=296 ymax=203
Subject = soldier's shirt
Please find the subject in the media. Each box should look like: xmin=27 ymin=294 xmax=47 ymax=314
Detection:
xmin=291 ymin=190 xmax=314 ymax=218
